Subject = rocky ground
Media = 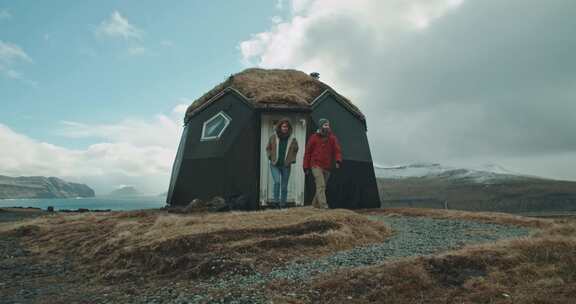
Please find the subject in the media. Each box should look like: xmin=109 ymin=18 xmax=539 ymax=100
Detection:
xmin=0 ymin=208 xmax=536 ymax=304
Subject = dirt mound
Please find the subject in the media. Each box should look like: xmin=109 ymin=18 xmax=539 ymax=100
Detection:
xmin=8 ymin=208 xmax=391 ymax=280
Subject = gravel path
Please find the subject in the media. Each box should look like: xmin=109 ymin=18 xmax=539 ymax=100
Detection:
xmin=134 ymin=215 xmax=533 ymax=304
xmin=0 ymin=235 xmax=77 ymax=304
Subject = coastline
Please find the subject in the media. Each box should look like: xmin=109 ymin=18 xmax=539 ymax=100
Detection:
xmin=0 ymin=196 xmax=166 ymax=211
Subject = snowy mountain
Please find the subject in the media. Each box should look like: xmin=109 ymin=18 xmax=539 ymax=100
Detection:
xmin=375 ymin=162 xmax=541 ymax=184
xmin=375 ymin=162 xmax=576 ymax=213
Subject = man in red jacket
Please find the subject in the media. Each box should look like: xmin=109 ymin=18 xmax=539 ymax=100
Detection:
xmin=303 ymin=118 xmax=342 ymax=208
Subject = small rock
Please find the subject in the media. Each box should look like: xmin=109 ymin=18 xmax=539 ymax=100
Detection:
xmin=183 ymin=198 xmax=205 ymax=213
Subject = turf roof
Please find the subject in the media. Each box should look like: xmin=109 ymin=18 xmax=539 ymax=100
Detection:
xmin=184 ymin=68 xmax=363 ymax=122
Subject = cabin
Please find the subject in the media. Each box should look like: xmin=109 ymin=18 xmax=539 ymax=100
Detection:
xmin=167 ymin=68 xmax=380 ymax=209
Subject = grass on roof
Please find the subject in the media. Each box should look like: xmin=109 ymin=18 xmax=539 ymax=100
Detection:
xmin=185 ymin=68 xmax=362 ymax=121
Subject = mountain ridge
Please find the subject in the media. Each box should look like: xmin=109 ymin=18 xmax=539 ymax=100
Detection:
xmin=375 ymin=162 xmax=576 ymax=213
xmin=107 ymin=186 xmax=141 ymax=197
xmin=0 ymin=175 xmax=95 ymax=199
xmin=375 ymin=162 xmax=549 ymax=184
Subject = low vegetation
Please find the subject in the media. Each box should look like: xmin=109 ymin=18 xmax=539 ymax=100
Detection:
xmin=311 ymin=211 xmax=575 ymax=304
xmin=2 ymin=207 xmax=391 ymax=281
xmin=2 ymin=207 xmax=575 ymax=303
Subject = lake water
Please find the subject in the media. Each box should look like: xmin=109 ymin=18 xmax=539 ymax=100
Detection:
xmin=0 ymin=196 xmax=166 ymax=211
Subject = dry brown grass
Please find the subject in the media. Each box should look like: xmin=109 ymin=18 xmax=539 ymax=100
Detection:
xmin=361 ymin=208 xmax=553 ymax=229
xmin=1 ymin=207 xmax=391 ymax=281
xmin=311 ymin=218 xmax=576 ymax=304
xmin=4 ymin=207 xmax=574 ymax=302
xmin=184 ymin=68 xmax=363 ymax=120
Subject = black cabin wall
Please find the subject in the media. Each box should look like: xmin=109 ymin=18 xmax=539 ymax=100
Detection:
xmin=167 ymin=91 xmax=260 ymax=208
xmin=166 ymin=126 xmax=189 ymax=204
xmin=305 ymin=93 xmax=381 ymax=208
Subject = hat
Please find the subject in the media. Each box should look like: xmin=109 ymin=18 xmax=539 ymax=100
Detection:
xmin=318 ymin=118 xmax=330 ymax=127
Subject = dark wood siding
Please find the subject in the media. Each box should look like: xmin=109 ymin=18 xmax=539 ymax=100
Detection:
xmin=307 ymin=93 xmax=380 ymax=208
xmin=167 ymin=91 xmax=260 ymax=209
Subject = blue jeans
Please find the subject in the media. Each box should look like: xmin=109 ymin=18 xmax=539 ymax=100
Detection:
xmin=270 ymin=164 xmax=291 ymax=205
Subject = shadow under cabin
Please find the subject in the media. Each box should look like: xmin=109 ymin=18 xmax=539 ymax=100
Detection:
xmin=167 ymin=68 xmax=380 ymax=210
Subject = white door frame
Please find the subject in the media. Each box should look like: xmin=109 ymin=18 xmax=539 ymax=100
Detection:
xmin=259 ymin=114 xmax=306 ymax=206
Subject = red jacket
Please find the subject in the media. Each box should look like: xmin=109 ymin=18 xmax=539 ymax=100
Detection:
xmin=303 ymin=131 xmax=342 ymax=170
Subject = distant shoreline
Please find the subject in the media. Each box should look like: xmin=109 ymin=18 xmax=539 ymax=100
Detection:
xmin=0 ymin=195 xmax=167 ymax=200
xmin=0 ymin=196 xmax=166 ymax=211
xmin=0 ymin=197 xmax=90 ymax=201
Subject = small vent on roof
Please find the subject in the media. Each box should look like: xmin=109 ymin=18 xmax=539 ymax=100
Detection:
xmin=310 ymin=72 xmax=320 ymax=79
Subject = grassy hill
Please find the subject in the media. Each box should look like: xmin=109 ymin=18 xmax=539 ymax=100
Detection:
xmin=2 ymin=207 xmax=574 ymax=303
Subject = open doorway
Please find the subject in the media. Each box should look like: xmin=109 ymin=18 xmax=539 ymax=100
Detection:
xmin=259 ymin=114 xmax=307 ymax=207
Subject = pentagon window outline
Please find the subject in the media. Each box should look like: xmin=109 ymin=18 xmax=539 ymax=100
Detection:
xmin=201 ymin=111 xmax=232 ymax=141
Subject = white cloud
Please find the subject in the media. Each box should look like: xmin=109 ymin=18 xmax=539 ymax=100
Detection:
xmin=0 ymin=9 xmax=11 ymax=20
xmin=237 ymin=0 xmax=576 ymax=181
xmin=0 ymin=40 xmax=36 ymax=86
xmin=95 ymin=11 xmax=151 ymax=56
xmin=239 ymin=16 xmax=310 ymax=68
xmin=172 ymin=102 xmax=189 ymax=116
xmin=240 ymin=0 xmax=463 ymax=68
xmin=58 ymin=110 xmax=184 ymax=149
xmin=0 ymin=40 xmax=32 ymax=64
xmin=404 ymin=1 xmax=463 ymax=29
xmin=0 ymin=104 xmax=189 ymax=194
xmin=95 ymin=11 xmax=143 ymax=40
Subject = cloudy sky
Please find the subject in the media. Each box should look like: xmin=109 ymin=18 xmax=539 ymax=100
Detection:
xmin=1 ymin=0 xmax=575 ymax=194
